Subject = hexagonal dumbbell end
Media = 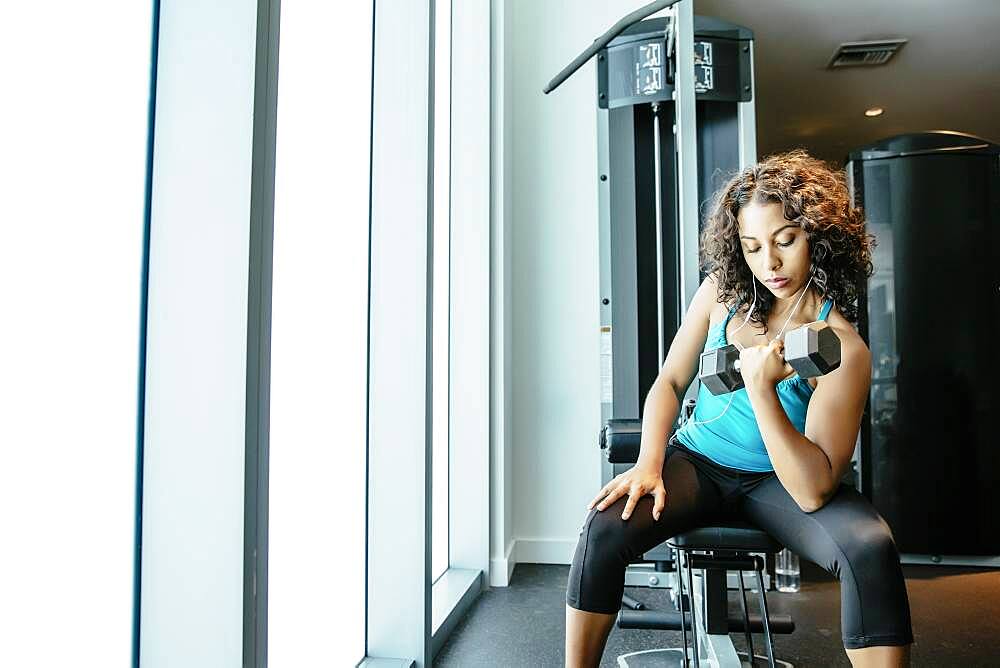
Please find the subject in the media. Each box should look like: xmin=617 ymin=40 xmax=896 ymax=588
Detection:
xmin=783 ymin=321 xmax=841 ymax=378
xmin=698 ymin=344 xmax=744 ymax=395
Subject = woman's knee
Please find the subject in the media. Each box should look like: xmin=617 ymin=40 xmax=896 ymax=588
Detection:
xmin=811 ymin=487 xmax=902 ymax=575
xmin=841 ymin=519 xmax=901 ymax=571
xmin=580 ymin=505 xmax=631 ymax=557
xmin=576 ymin=498 xmax=661 ymax=567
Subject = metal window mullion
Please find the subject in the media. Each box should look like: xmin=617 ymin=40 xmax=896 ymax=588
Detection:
xmin=243 ymin=0 xmax=282 ymax=666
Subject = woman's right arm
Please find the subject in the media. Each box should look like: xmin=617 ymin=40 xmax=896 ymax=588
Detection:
xmin=588 ymin=274 xmax=721 ymax=521
xmin=634 ymin=274 xmax=719 ymax=473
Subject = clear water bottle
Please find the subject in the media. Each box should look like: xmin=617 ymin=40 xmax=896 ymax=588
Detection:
xmin=776 ymin=547 xmax=800 ymax=593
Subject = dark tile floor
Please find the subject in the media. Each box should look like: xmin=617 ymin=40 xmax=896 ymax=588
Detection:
xmin=434 ymin=560 xmax=1000 ymax=667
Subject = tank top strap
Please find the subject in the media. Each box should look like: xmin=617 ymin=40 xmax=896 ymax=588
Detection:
xmin=818 ymin=297 xmax=834 ymax=321
xmin=723 ymin=303 xmax=739 ymax=328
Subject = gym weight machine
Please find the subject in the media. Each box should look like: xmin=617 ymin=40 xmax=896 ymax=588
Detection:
xmin=546 ymin=1 xmax=798 ymax=665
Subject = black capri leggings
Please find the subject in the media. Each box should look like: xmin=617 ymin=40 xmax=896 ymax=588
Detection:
xmin=566 ymin=436 xmax=914 ymax=650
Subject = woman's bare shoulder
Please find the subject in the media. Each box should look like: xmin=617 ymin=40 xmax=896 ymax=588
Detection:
xmin=705 ymin=273 xmax=732 ymax=328
xmin=825 ymin=304 xmax=868 ymax=355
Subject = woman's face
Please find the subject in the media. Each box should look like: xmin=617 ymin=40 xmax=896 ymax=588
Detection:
xmin=737 ymin=200 xmax=811 ymax=300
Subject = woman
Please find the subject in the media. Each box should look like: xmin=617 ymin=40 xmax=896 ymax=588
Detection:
xmin=565 ymin=150 xmax=914 ymax=667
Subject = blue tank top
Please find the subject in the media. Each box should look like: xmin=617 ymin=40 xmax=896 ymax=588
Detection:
xmin=672 ymin=298 xmax=834 ymax=472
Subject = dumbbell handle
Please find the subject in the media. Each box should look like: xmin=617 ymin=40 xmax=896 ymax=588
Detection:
xmin=729 ymin=340 xmax=799 ymax=373
xmin=732 ymin=350 xmax=778 ymax=373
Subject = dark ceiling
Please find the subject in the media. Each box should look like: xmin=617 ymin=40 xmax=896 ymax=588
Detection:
xmin=694 ymin=0 xmax=1000 ymax=166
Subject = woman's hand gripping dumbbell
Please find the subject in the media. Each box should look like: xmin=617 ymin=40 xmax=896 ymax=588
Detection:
xmin=698 ymin=320 xmax=841 ymax=395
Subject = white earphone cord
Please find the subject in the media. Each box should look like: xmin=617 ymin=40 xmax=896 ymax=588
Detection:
xmin=689 ymin=272 xmax=815 ymax=427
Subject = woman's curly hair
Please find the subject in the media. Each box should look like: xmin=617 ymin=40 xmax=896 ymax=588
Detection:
xmin=699 ymin=148 xmax=875 ymax=332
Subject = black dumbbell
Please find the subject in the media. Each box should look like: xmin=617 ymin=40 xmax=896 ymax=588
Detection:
xmin=698 ymin=321 xmax=841 ymax=395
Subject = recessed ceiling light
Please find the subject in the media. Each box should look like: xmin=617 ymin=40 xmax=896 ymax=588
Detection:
xmin=865 ymin=107 xmax=884 ymax=117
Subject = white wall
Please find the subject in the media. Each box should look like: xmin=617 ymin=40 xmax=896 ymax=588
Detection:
xmin=505 ymin=1 xmax=654 ymax=566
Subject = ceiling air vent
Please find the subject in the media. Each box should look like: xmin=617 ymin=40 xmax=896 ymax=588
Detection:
xmin=826 ymin=39 xmax=908 ymax=68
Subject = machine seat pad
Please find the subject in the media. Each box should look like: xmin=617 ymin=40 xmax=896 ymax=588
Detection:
xmin=667 ymin=520 xmax=784 ymax=553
